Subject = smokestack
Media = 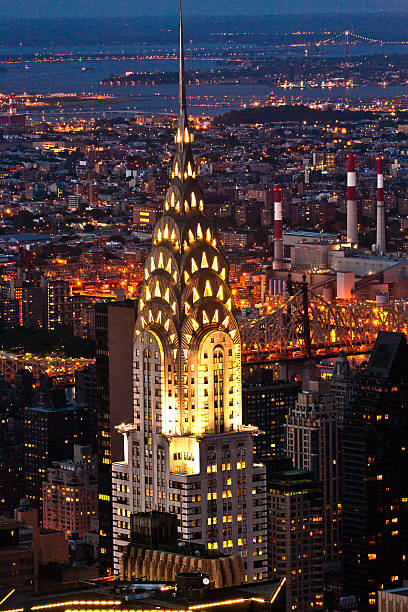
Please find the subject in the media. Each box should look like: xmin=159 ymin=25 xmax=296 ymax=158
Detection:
xmin=273 ymin=185 xmax=283 ymax=270
xmin=376 ymin=156 xmax=386 ymax=255
xmin=9 ymin=95 xmax=17 ymax=116
xmin=346 ymin=155 xmax=358 ymax=246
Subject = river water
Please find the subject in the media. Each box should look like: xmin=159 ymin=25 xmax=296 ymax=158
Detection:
xmin=1 ymin=41 xmax=407 ymax=117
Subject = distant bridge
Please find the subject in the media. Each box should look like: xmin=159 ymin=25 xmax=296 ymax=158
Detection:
xmin=315 ymin=30 xmax=408 ymax=47
xmin=240 ymin=283 xmax=408 ymax=364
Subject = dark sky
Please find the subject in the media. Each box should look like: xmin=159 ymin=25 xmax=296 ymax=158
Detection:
xmin=0 ymin=0 xmax=404 ymax=18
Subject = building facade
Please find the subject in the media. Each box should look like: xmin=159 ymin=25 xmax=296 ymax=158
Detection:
xmin=267 ymin=465 xmax=324 ymax=612
xmin=42 ymin=445 xmax=98 ymax=538
xmin=24 ymin=402 xmax=90 ymax=509
xmin=111 ymin=10 xmax=267 ymax=581
xmin=286 ymin=380 xmax=340 ymax=565
xmin=342 ymin=332 xmax=408 ymax=610
xmin=242 ymin=370 xmax=299 ymax=459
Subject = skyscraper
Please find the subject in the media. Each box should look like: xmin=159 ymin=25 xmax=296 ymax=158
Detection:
xmin=242 ymin=370 xmax=299 ymax=459
xmin=342 ymin=332 xmax=408 ymax=610
xmin=267 ymin=464 xmax=324 ymax=612
xmin=286 ymin=380 xmax=340 ymax=566
xmin=95 ymin=300 xmax=136 ymax=573
xmin=330 ymin=350 xmax=353 ymax=428
xmin=111 ymin=5 xmax=267 ymax=581
xmin=24 ymin=401 xmax=91 ymax=508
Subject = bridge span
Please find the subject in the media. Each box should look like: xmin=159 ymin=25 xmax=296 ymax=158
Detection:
xmin=240 ymin=286 xmax=408 ymax=365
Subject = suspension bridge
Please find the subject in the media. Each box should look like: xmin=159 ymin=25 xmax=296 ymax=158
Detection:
xmin=315 ymin=29 xmax=408 ymax=47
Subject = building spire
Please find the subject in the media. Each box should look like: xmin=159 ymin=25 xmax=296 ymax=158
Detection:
xmin=166 ymin=0 xmax=198 ymax=213
xmin=179 ymin=0 xmax=187 ymax=119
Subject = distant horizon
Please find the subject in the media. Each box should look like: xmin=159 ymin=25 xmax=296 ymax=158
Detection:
xmin=1 ymin=11 xmax=408 ymax=20
xmin=0 ymin=9 xmax=407 ymax=19
xmin=0 ymin=0 xmax=406 ymax=19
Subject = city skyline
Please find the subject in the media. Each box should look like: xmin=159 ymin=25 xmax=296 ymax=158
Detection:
xmin=1 ymin=0 xmax=408 ymax=609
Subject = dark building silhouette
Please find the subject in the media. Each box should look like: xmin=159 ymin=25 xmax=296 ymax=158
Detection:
xmin=24 ymin=399 xmax=91 ymax=509
xmin=242 ymin=370 xmax=299 ymax=459
xmin=0 ymin=370 xmax=32 ymax=514
xmin=75 ymin=365 xmax=97 ymax=452
xmin=95 ymin=300 xmax=136 ymax=573
xmin=342 ymin=332 xmax=408 ymax=610
xmin=266 ymin=459 xmax=324 ymax=612
xmin=330 ymin=350 xmax=354 ymax=428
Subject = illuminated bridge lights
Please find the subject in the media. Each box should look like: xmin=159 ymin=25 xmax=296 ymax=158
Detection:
xmin=240 ymin=291 xmax=408 ymax=363
xmin=31 ymin=603 xmax=121 ymax=610
xmin=2 ymin=605 xmax=123 ymax=612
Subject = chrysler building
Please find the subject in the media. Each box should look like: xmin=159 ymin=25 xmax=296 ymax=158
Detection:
xmin=112 ymin=4 xmax=267 ymax=581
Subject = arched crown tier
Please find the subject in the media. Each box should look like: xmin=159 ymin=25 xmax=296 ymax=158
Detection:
xmin=133 ymin=0 xmax=242 ymax=436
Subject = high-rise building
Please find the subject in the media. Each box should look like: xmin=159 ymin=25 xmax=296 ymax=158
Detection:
xmin=342 ymin=332 xmax=408 ymax=610
xmin=42 ymin=278 xmax=72 ymax=331
xmin=286 ymin=380 xmax=340 ymax=565
xmin=75 ymin=365 xmax=98 ymax=451
xmin=24 ymin=401 xmax=91 ymax=508
xmin=111 ymin=7 xmax=267 ymax=581
xmin=43 ymin=445 xmax=98 ymax=538
xmin=330 ymin=350 xmax=353 ymax=427
xmin=242 ymin=370 xmax=299 ymax=459
xmin=267 ymin=462 xmax=324 ymax=612
xmin=95 ymin=300 xmax=136 ymax=572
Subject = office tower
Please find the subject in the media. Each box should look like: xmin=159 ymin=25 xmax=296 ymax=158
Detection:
xmin=22 ymin=283 xmax=44 ymax=328
xmin=0 ymin=370 xmax=33 ymax=512
xmin=24 ymin=400 xmax=91 ymax=508
xmin=330 ymin=350 xmax=353 ymax=427
xmin=267 ymin=463 xmax=324 ymax=612
xmin=0 ymin=413 xmax=24 ymax=515
xmin=242 ymin=370 xmax=299 ymax=459
xmin=41 ymin=278 xmax=72 ymax=331
xmin=95 ymin=300 xmax=136 ymax=573
xmin=95 ymin=302 xmax=112 ymax=571
xmin=43 ymin=445 xmax=97 ymax=538
xmin=111 ymin=6 xmax=267 ymax=581
xmin=378 ymin=587 xmax=408 ymax=612
xmin=75 ymin=365 xmax=97 ymax=451
xmin=286 ymin=380 xmax=340 ymax=565
xmin=342 ymin=332 xmax=408 ymax=610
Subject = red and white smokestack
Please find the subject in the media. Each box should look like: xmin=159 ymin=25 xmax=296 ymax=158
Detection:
xmin=9 ymin=95 xmax=17 ymax=116
xmin=376 ymin=156 xmax=386 ymax=255
xmin=273 ymin=184 xmax=283 ymax=270
xmin=346 ymin=154 xmax=358 ymax=246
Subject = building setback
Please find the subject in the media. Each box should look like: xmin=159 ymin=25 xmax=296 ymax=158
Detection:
xmin=111 ymin=7 xmax=268 ymax=581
